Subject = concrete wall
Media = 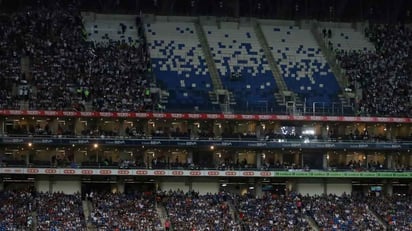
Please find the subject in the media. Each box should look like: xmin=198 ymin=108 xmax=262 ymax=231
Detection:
xmin=192 ymin=182 xmax=219 ymax=195
xmin=35 ymin=179 xmax=50 ymax=193
xmin=326 ymin=181 xmax=352 ymax=195
xmin=296 ymin=181 xmax=325 ymax=196
xmin=159 ymin=177 xmax=190 ymax=192
xmin=52 ymin=179 xmax=81 ymax=194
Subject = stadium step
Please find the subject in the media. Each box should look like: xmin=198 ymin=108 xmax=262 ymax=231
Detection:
xmin=310 ymin=22 xmax=354 ymax=112
xmin=253 ymin=20 xmax=288 ymax=92
xmin=83 ymin=200 xmax=97 ymax=231
xmin=194 ymin=20 xmax=223 ymax=90
xmin=30 ymin=211 xmax=37 ymax=231
xmin=367 ymin=205 xmax=389 ymax=229
xmin=156 ymin=203 xmax=168 ymax=230
xmin=304 ymin=214 xmax=320 ymax=231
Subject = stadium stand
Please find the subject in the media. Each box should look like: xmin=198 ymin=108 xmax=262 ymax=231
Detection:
xmin=367 ymin=194 xmax=412 ymax=230
xmin=322 ymin=27 xmax=375 ymax=52
xmin=159 ymin=190 xmax=241 ymax=230
xmin=0 ymin=8 xmax=31 ymax=110
xmin=235 ymin=193 xmax=310 ymax=230
xmin=35 ymin=192 xmax=86 ymax=230
xmin=83 ymin=14 xmax=140 ymax=45
xmin=302 ymin=194 xmax=383 ymax=230
xmin=0 ymin=1 xmax=155 ymax=112
xmin=89 ymin=192 xmax=162 ymax=230
xmin=204 ymin=24 xmax=278 ymax=112
xmin=145 ymin=21 xmax=214 ymax=111
xmin=336 ymin=24 xmax=412 ymax=117
xmin=0 ymin=190 xmax=34 ymax=230
xmin=26 ymin=3 xmax=87 ymax=111
xmin=261 ymin=25 xmax=341 ymax=106
xmin=1 ymin=188 xmax=412 ymax=230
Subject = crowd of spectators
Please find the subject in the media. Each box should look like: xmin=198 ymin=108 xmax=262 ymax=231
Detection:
xmin=0 ymin=189 xmax=34 ymax=230
xmin=89 ymin=192 xmax=162 ymax=230
xmin=1 ymin=188 xmax=412 ymax=230
xmin=0 ymin=1 xmax=156 ymax=112
xmin=302 ymin=193 xmax=383 ymax=230
xmin=35 ymin=192 xmax=86 ymax=230
xmin=0 ymin=14 xmax=22 ymax=110
xmin=234 ymin=193 xmax=309 ymax=231
xmin=336 ymin=24 xmax=412 ymax=117
xmin=159 ymin=190 xmax=241 ymax=231
xmin=366 ymin=194 xmax=412 ymax=230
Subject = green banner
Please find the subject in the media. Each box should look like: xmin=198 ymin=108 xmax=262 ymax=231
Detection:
xmin=273 ymin=171 xmax=412 ymax=178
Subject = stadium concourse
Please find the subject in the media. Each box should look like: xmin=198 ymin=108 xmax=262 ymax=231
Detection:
xmin=1 ymin=0 xmax=412 ymax=231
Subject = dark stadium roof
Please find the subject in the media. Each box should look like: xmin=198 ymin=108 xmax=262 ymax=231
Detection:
xmin=1 ymin=0 xmax=412 ymax=23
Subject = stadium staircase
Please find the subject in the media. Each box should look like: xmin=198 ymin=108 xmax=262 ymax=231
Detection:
xmin=82 ymin=200 xmax=96 ymax=231
xmin=31 ymin=211 xmax=37 ymax=231
xmin=19 ymin=56 xmax=30 ymax=110
xmin=253 ymin=20 xmax=297 ymax=109
xmin=204 ymin=20 xmax=281 ymax=113
xmin=260 ymin=23 xmax=340 ymax=115
xmin=310 ymin=22 xmax=353 ymax=111
xmin=367 ymin=206 xmax=389 ymax=230
xmin=304 ymin=214 xmax=320 ymax=231
xmin=227 ymin=199 xmax=238 ymax=224
xmin=145 ymin=18 xmax=217 ymax=112
xmin=194 ymin=20 xmax=234 ymax=113
xmin=156 ymin=202 xmax=168 ymax=230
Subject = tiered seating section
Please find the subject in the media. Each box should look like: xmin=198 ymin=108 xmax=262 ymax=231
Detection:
xmin=302 ymin=194 xmax=381 ymax=230
xmin=145 ymin=21 xmax=214 ymax=111
xmin=204 ymin=25 xmax=278 ymax=112
xmin=324 ymin=27 xmax=375 ymax=51
xmin=262 ymin=25 xmax=341 ymax=105
xmin=35 ymin=192 xmax=86 ymax=230
xmin=90 ymin=192 xmax=161 ymax=230
xmin=0 ymin=190 xmax=33 ymax=230
xmin=160 ymin=190 xmax=240 ymax=230
xmin=0 ymin=2 xmax=154 ymax=112
xmin=83 ymin=15 xmax=140 ymax=45
xmin=235 ymin=193 xmax=309 ymax=230
xmin=1 ymin=189 xmax=412 ymax=230
xmin=0 ymin=0 xmax=410 ymax=117
xmin=367 ymin=195 xmax=412 ymax=229
xmin=0 ymin=190 xmax=86 ymax=230
xmin=336 ymin=24 xmax=412 ymax=116
xmin=0 ymin=16 xmax=21 ymax=110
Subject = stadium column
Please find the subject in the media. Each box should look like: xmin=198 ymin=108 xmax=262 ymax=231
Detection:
xmin=385 ymin=153 xmax=393 ymax=169
xmin=322 ymin=153 xmax=328 ymax=169
xmin=116 ymin=181 xmax=125 ymax=194
xmin=187 ymin=152 xmax=193 ymax=166
xmin=383 ymin=180 xmax=393 ymax=196
xmin=256 ymin=152 xmax=262 ymax=169
xmin=118 ymin=119 xmax=125 ymax=136
xmin=255 ymin=179 xmax=263 ymax=198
